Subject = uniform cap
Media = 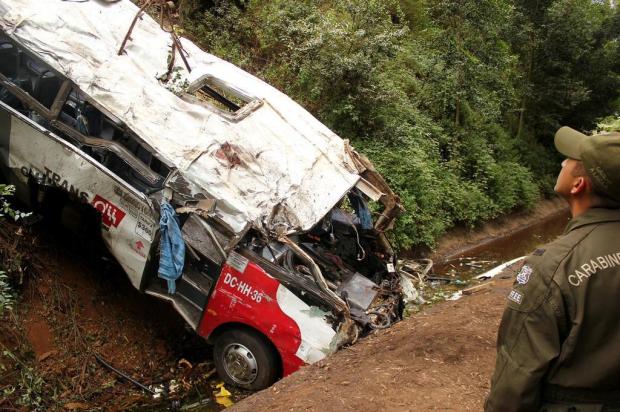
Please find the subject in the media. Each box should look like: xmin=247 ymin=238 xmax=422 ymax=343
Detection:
xmin=554 ymin=126 xmax=620 ymax=202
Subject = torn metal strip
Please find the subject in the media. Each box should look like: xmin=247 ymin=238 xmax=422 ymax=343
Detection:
xmin=277 ymin=235 xmax=349 ymax=316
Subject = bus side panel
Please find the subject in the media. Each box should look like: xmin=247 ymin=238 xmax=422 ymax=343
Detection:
xmin=198 ymin=260 xmax=306 ymax=376
xmin=0 ymin=107 xmax=157 ymax=289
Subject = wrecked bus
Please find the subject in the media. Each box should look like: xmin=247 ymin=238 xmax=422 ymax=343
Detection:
xmin=0 ymin=0 xmax=406 ymax=390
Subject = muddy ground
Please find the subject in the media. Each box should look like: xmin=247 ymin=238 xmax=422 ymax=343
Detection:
xmin=0 ymin=222 xmax=230 ymax=411
xmin=0 ymin=198 xmax=567 ymax=411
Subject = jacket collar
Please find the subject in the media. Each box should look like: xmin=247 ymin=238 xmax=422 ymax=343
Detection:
xmin=564 ymin=207 xmax=620 ymax=234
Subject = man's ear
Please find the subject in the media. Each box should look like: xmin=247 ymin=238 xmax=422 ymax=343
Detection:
xmin=570 ymin=176 xmax=587 ymax=195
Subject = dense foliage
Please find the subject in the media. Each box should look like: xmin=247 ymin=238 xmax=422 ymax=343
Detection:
xmin=177 ymin=0 xmax=620 ymax=249
xmin=0 ymin=184 xmax=26 ymax=315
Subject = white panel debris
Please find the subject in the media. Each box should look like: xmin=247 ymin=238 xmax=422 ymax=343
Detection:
xmin=275 ymin=284 xmax=337 ymax=363
xmin=475 ymin=256 xmax=526 ymax=280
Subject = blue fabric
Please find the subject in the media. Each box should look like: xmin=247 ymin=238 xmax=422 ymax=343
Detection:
xmin=76 ymin=112 xmax=89 ymax=135
xmin=158 ymin=199 xmax=185 ymax=294
xmin=348 ymin=188 xmax=373 ymax=230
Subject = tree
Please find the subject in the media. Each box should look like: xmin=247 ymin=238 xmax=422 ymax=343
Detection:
xmin=518 ymin=0 xmax=619 ymax=136
xmin=176 ymin=0 xmax=618 ymax=248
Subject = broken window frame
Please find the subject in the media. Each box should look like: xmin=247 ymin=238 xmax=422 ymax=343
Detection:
xmin=56 ymin=86 xmax=172 ymax=189
xmin=185 ymin=74 xmax=263 ymax=123
xmin=0 ymin=38 xmax=66 ymax=111
xmin=0 ymin=34 xmax=170 ymax=190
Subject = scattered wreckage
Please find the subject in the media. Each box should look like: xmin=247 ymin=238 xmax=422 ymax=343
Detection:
xmin=0 ymin=0 xmax=420 ymax=390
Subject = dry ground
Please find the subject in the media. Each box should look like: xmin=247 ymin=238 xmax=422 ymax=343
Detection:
xmin=232 ymin=269 xmax=520 ymax=412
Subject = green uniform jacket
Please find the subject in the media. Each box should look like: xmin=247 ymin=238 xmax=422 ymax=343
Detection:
xmin=486 ymin=208 xmax=620 ymax=412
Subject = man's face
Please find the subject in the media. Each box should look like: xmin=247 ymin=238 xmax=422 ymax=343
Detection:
xmin=554 ymin=158 xmax=581 ymax=198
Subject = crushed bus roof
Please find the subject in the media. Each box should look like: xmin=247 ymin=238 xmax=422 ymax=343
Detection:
xmin=0 ymin=0 xmax=363 ymax=234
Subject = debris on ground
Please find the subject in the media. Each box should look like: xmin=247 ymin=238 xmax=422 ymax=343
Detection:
xmin=475 ymin=256 xmax=526 ymax=280
xmin=214 ymin=382 xmax=234 ymax=408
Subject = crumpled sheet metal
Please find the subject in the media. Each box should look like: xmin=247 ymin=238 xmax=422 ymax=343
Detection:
xmin=0 ymin=0 xmax=361 ymax=234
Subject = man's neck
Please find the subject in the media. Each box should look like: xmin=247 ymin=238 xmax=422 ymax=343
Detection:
xmin=569 ymin=197 xmax=593 ymax=218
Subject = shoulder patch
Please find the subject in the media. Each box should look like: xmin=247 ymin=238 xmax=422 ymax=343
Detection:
xmin=532 ymin=248 xmax=546 ymax=256
xmin=516 ymin=265 xmax=533 ymax=285
xmin=507 ymin=290 xmax=523 ymax=305
xmin=507 ymin=256 xmax=548 ymax=312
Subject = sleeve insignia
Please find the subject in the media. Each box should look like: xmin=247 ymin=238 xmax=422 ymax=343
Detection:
xmin=508 ymin=290 xmax=523 ymax=304
xmin=516 ymin=264 xmax=533 ymax=285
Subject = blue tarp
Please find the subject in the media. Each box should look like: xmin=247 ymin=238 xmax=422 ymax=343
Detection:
xmin=158 ymin=199 xmax=185 ymax=294
xmin=349 ymin=188 xmax=373 ymax=230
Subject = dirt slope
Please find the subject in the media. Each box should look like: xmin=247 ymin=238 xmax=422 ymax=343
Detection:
xmin=232 ymin=267 xmax=521 ymax=412
xmin=430 ymin=197 xmax=567 ymax=261
xmin=0 ymin=223 xmax=216 ymax=411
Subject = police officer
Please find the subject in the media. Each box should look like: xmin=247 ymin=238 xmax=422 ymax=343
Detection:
xmin=485 ymin=127 xmax=620 ymax=412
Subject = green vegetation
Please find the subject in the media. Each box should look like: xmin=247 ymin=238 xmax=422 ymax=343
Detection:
xmin=0 ymin=184 xmax=22 ymax=315
xmin=0 ymin=184 xmax=29 ymax=222
xmin=0 ymin=270 xmax=13 ymax=315
xmin=177 ymin=0 xmax=620 ymax=249
xmin=599 ymin=115 xmax=620 ymax=132
xmin=1 ymin=349 xmax=46 ymax=411
xmin=0 ymin=185 xmax=45 ymax=410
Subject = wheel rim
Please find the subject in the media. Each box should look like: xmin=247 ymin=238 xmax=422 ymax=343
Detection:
xmin=222 ymin=343 xmax=258 ymax=385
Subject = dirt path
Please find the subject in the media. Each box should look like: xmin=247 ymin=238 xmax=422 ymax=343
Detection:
xmin=232 ymin=267 xmax=521 ymax=412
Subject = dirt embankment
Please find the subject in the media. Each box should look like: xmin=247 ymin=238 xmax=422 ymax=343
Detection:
xmin=232 ymin=272 xmax=520 ymax=412
xmin=0 ymin=223 xmax=215 ymax=411
xmin=430 ymin=197 xmax=568 ymax=261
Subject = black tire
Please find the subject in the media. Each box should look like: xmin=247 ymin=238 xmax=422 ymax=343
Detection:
xmin=213 ymin=328 xmax=278 ymax=391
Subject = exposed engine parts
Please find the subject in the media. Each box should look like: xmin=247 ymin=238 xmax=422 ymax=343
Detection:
xmin=246 ymin=197 xmax=404 ymax=342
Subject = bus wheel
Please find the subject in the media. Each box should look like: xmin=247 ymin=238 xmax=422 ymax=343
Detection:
xmin=213 ymin=328 xmax=278 ymax=391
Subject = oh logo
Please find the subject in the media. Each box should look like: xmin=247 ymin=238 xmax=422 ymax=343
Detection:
xmin=92 ymin=195 xmax=126 ymax=228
